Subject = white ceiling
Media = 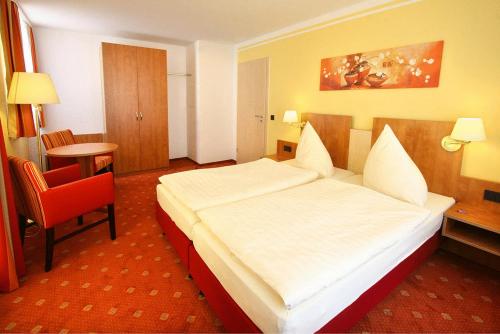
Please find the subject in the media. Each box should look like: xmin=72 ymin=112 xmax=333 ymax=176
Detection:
xmin=18 ymin=0 xmax=382 ymax=45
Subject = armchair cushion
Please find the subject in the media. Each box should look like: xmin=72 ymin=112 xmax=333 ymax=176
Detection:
xmin=43 ymin=163 xmax=81 ymax=188
xmin=40 ymin=172 xmax=115 ymax=228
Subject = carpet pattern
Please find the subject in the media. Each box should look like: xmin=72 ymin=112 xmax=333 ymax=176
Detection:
xmin=0 ymin=159 xmax=498 ymax=333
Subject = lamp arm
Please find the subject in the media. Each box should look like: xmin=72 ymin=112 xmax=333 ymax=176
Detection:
xmin=441 ymin=135 xmax=470 ymax=152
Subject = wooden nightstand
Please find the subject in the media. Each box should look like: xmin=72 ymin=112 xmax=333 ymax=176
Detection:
xmin=265 ymin=140 xmax=297 ymax=162
xmin=442 ymin=202 xmax=499 ymax=256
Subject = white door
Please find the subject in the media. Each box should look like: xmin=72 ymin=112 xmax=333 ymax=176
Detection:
xmin=237 ymin=58 xmax=268 ymax=163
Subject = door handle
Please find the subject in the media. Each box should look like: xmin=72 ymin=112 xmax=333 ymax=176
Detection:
xmin=254 ymin=115 xmax=264 ymax=119
xmin=139 ymin=112 xmax=143 ymax=120
xmin=136 ymin=112 xmax=139 ymax=120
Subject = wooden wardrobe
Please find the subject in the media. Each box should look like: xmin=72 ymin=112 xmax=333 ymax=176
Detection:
xmin=102 ymin=42 xmax=169 ymax=174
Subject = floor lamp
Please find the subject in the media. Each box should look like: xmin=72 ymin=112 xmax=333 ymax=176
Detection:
xmin=7 ymin=72 xmax=60 ymax=169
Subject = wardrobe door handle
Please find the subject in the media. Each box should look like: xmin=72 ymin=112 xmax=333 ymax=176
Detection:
xmin=136 ymin=112 xmax=139 ymax=120
xmin=139 ymin=112 xmax=143 ymax=120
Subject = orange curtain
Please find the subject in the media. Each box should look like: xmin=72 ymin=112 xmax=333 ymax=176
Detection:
xmin=28 ymin=26 xmax=45 ymax=128
xmin=8 ymin=1 xmax=36 ymax=138
xmin=0 ymin=0 xmax=26 ymax=292
xmin=1 ymin=0 xmax=18 ymax=138
xmin=0 ymin=118 xmax=21 ymax=292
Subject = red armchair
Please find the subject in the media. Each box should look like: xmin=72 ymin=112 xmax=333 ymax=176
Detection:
xmin=41 ymin=129 xmax=113 ymax=173
xmin=8 ymin=157 xmax=116 ymax=271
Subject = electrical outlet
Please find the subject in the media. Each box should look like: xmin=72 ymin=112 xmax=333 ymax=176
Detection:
xmin=284 ymin=145 xmax=292 ymax=152
xmin=484 ymin=189 xmax=500 ymax=203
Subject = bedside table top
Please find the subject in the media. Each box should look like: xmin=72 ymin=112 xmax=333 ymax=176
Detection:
xmin=265 ymin=154 xmax=278 ymax=161
xmin=445 ymin=202 xmax=500 ymax=234
xmin=264 ymin=154 xmax=292 ymax=162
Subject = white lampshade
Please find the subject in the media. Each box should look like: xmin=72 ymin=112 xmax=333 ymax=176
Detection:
xmin=450 ymin=118 xmax=486 ymax=142
xmin=8 ymin=72 xmax=60 ymax=104
xmin=283 ymin=110 xmax=299 ymax=123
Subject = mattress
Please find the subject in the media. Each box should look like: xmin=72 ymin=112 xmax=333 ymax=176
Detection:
xmin=156 ymin=163 xmax=355 ymax=240
xmin=192 ymin=190 xmax=455 ymax=333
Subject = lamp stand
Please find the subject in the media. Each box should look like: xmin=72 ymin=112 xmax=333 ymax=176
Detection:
xmin=33 ymin=104 xmax=43 ymax=170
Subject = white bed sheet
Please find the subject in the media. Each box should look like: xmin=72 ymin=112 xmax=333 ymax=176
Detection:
xmin=156 ymin=165 xmax=355 ymax=240
xmin=192 ymin=192 xmax=454 ymax=333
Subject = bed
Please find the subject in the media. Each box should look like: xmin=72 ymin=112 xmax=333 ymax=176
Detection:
xmin=156 ymin=114 xmax=353 ymax=266
xmin=185 ymin=117 xmax=464 ymax=332
xmin=191 ymin=179 xmax=455 ymax=333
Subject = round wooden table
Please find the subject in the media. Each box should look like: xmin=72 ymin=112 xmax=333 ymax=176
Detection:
xmin=46 ymin=143 xmax=118 ymax=177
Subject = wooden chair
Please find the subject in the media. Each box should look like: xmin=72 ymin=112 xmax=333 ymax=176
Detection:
xmin=41 ymin=129 xmax=113 ymax=173
xmin=8 ymin=156 xmax=116 ymax=271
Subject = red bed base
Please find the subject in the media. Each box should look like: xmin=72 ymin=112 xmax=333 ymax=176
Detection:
xmin=189 ymin=231 xmax=441 ymax=333
xmin=155 ymin=201 xmax=192 ymax=267
xmin=156 ymin=201 xmax=441 ymax=332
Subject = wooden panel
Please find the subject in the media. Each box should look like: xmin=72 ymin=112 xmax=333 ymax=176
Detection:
xmin=456 ymin=177 xmax=500 ymax=214
xmin=74 ymin=133 xmax=104 ymax=143
xmin=347 ymin=129 xmax=371 ymax=174
xmin=137 ymin=46 xmax=169 ymax=170
xmin=276 ymin=140 xmax=297 ymax=161
xmin=102 ymin=43 xmax=141 ymax=174
xmin=301 ymin=113 xmax=351 ymax=169
xmin=371 ymin=118 xmax=463 ymax=197
xmin=237 ymin=58 xmax=268 ymax=163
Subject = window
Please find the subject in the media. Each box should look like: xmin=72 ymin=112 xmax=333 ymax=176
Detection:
xmin=19 ymin=9 xmax=33 ymax=73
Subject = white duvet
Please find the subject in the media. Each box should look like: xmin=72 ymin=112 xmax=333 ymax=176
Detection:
xmin=197 ymin=179 xmax=430 ymax=309
xmin=158 ymin=158 xmax=318 ymax=211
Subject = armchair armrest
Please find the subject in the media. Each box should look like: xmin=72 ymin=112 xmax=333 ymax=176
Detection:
xmin=43 ymin=164 xmax=81 ymax=188
xmin=39 ymin=172 xmax=114 ymax=228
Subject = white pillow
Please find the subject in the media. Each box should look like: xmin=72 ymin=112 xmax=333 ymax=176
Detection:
xmin=295 ymin=122 xmax=334 ymax=178
xmin=363 ymin=124 xmax=428 ymax=206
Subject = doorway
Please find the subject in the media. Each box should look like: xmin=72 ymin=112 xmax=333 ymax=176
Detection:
xmin=236 ymin=58 xmax=268 ymax=163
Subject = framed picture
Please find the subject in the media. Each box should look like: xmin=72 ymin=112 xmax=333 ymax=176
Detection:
xmin=320 ymin=40 xmax=444 ymax=90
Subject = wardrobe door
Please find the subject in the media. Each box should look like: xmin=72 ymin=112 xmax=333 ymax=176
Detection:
xmin=102 ymin=43 xmax=141 ymax=174
xmin=136 ymin=46 xmax=169 ymax=170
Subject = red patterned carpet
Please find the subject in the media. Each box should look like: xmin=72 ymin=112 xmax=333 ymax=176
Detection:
xmin=0 ymin=159 xmax=498 ymax=333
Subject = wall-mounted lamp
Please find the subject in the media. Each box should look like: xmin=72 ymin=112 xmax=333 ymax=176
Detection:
xmin=441 ymin=118 xmax=486 ymax=152
xmin=283 ymin=110 xmax=305 ymax=128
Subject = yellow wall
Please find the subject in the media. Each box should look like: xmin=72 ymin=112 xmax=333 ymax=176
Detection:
xmin=239 ymin=0 xmax=500 ymax=182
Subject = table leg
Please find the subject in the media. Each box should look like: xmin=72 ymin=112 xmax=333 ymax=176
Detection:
xmin=76 ymin=156 xmax=94 ymax=178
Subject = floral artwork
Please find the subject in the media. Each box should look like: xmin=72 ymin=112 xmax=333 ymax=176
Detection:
xmin=320 ymin=40 xmax=444 ymax=90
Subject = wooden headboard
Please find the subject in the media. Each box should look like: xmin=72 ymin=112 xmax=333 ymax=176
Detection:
xmin=302 ymin=113 xmax=352 ymax=169
xmin=372 ymin=118 xmax=463 ymax=197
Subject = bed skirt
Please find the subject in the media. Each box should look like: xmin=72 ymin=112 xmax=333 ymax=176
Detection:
xmin=155 ymin=201 xmax=192 ymax=267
